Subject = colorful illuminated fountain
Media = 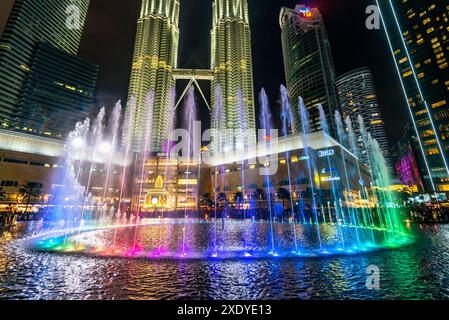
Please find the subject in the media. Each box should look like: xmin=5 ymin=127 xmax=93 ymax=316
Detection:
xmin=31 ymin=85 xmax=412 ymax=260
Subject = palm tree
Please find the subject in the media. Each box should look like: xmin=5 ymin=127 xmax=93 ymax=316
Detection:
xmin=0 ymin=187 xmax=6 ymax=202
xmin=233 ymin=191 xmax=244 ymax=205
xmin=253 ymin=188 xmax=266 ymax=210
xmin=18 ymin=182 xmax=42 ymax=213
xmin=217 ymin=192 xmax=229 ymax=221
xmin=200 ymin=193 xmax=214 ymax=211
xmin=278 ymin=187 xmax=291 ymax=209
xmin=217 ymin=192 xmax=229 ymax=212
xmin=217 ymin=192 xmax=228 ymax=205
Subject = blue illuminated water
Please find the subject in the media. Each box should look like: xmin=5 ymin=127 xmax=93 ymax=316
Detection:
xmin=0 ymin=222 xmax=447 ymax=299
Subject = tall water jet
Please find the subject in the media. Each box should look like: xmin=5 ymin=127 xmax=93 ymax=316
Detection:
xmin=164 ymin=87 xmax=176 ymax=187
xmin=259 ymin=88 xmax=276 ymax=255
xmin=345 ymin=115 xmax=377 ymax=243
xmin=318 ymin=105 xmax=345 ymax=249
xmin=81 ymin=107 xmax=106 ymax=223
xmin=298 ymin=98 xmax=322 ymax=250
xmin=237 ymin=89 xmax=250 ymax=255
xmin=102 ymin=101 xmax=122 ymax=206
xmin=156 ymin=87 xmax=176 ymax=254
xmin=212 ymin=85 xmax=224 ymax=256
xmin=71 ymin=118 xmax=91 ymax=184
xmin=335 ymin=111 xmax=361 ymax=247
xmin=133 ymin=91 xmax=155 ymax=249
xmin=365 ymin=131 xmax=403 ymax=235
xmin=53 ymin=118 xmax=90 ymax=224
xmin=357 ymin=115 xmax=383 ymax=232
xmin=136 ymin=91 xmax=155 ymax=216
xmin=180 ymin=87 xmax=197 ymax=257
xmin=117 ymin=96 xmax=137 ymax=220
xmin=280 ymin=85 xmax=298 ymax=253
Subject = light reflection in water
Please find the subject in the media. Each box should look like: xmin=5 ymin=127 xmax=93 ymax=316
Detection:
xmin=0 ymin=222 xmax=447 ymax=299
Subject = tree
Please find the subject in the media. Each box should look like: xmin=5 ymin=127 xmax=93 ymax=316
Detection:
xmin=277 ymin=187 xmax=291 ymax=209
xmin=18 ymin=182 xmax=42 ymax=213
xmin=217 ymin=192 xmax=228 ymax=210
xmin=233 ymin=191 xmax=244 ymax=205
xmin=253 ymin=188 xmax=266 ymax=210
xmin=400 ymin=186 xmax=413 ymax=204
xmin=200 ymin=193 xmax=214 ymax=211
xmin=217 ymin=192 xmax=229 ymax=221
xmin=0 ymin=187 xmax=6 ymax=202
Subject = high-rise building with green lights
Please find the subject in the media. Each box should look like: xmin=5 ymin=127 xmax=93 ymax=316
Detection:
xmin=377 ymin=0 xmax=449 ymax=193
xmin=280 ymin=5 xmax=339 ymax=137
xmin=336 ymin=67 xmax=393 ymax=173
xmin=128 ymin=0 xmax=180 ymax=152
xmin=0 ymin=0 xmax=93 ymax=138
xmin=211 ymin=0 xmax=256 ymax=148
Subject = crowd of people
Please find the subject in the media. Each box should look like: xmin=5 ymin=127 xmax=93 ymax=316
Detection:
xmin=409 ymin=204 xmax=449 ymax=223
xmin=0 ymin=211 xmax=19 ymax=227
xmin=0 ymin=206 xmax=40 ymax=227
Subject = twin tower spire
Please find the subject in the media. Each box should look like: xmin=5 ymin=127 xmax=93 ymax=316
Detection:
xmin=128 ymin=0 xmax=256 ymax=152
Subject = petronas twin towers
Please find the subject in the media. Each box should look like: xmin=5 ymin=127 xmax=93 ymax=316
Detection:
xmin=128 ymin=0 xmax=256 ymax=152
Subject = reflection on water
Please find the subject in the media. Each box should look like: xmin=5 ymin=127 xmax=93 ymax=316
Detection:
xmin=33 ymin=220 xmax=406 ymax=259
xmin=1 ymin=221 xmax=449 ymax=300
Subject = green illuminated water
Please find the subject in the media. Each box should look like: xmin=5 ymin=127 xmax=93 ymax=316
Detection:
xmin=1 ymin=222 xmax=448 ymax=299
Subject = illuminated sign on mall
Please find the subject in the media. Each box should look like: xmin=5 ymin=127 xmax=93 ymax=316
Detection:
xmin=321 ymin=176 xmax=341 ymax=182
xmin=318 ymin=149 xmax=335 ymax=158
xmin=299 ymin=7 xmax=313 ymax=18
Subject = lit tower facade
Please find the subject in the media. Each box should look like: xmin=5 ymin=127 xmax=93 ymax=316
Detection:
xmin=128 ymin=0 xmax=180 ymax=152
xmin=377 ymin=0 xmax=449 ymax=193
xmin=336 ymin=67 xmax=394 ymax=172
xmin=211 ymin=0 xmax=256 ymax=148
xmin=280 ymin=5 xmax=339 ymax=137
xmin=0 ymin=0 xmax=95 ymax=138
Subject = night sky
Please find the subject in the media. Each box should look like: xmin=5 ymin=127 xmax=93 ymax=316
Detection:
xmin=1 ymin=0 xmax=408 ymax=145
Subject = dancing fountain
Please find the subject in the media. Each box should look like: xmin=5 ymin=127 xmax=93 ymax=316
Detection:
xmin=32 ymin=85 xmax=412 ymax=259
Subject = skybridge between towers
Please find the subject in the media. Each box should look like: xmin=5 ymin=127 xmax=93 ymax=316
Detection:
xmin=172 ymin=69 xmax=214 ymax=110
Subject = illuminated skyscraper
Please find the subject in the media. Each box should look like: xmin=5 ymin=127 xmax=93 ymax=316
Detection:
xmin=377 ymin=0 xmax=449 ymax=193
xmin=18 ymin=43 xmax=98 ymax=138
xmin=0 ymin=0 xmax=94 ymax=138
xmin=211 ymin=0 xmax=256 ymax=148
xmin=392 ymin=122 xmax=426 ymax=193
xmin=336 ymin=67 xmax=393 ymax=172
xmin=127 ymin=0 xmax=180 ymax=152
xmin=280 ymin=5 xmax=339 ymax=137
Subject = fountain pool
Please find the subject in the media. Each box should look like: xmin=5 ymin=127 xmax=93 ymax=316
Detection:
xmin=31 ymin=219 xmax=412 ymax=260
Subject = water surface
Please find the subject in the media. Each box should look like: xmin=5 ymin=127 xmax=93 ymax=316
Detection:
xmin=0 ymin=222 xmax=448 ymax=300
